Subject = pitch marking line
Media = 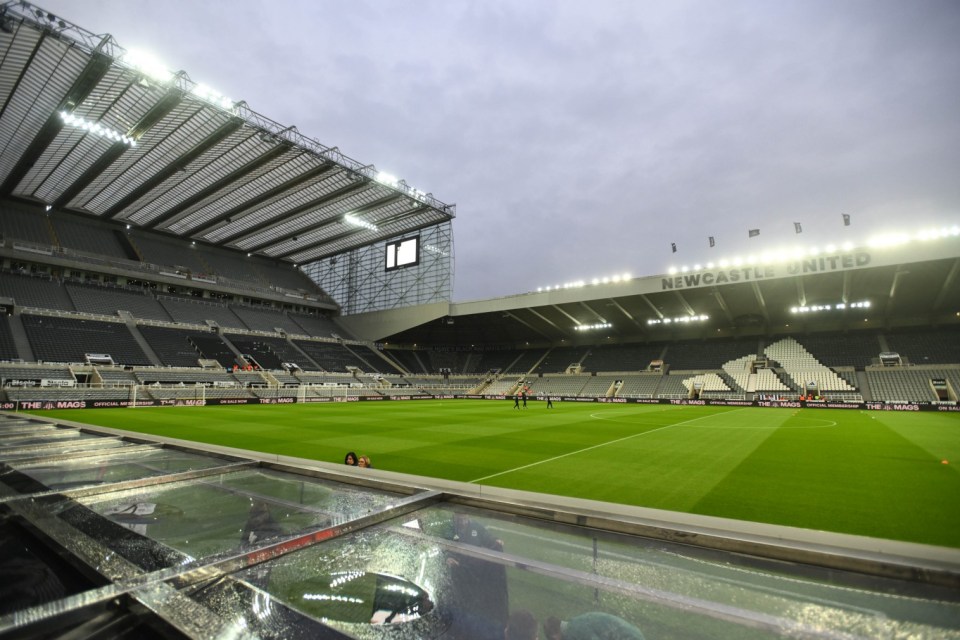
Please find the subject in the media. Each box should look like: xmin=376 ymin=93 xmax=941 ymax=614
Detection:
xmin=470 ymin=408 xmax=750 ymax=484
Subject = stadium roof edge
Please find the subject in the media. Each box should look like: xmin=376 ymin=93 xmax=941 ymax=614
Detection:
xmin=0 ymin=1 xmax=454 ymax=270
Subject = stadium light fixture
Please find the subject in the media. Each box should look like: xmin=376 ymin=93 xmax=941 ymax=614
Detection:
xmin=190 ymin=83 xmax=234 ymax=110
xmin=375 ymin=171 xmax=400 ymax=188
xmin=344 ymin=213 xmax=378 ymax=231
xmin=648 ymin=314 xmax=709 ymax=325
xmin=59 ymin=111 xmax=136 ymax=146
xmin=122 ymin=48 xmax=174 ymax=84
xmin=574 ymin=322 xmax=612 ymax=331
xmin=790 ymin=300 xmax=870 ymax=314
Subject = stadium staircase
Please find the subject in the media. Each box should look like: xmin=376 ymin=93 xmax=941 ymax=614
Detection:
xmin=772 ymin=368 xmax=800 ymax=394
xmin=5 ymin=314 xmax=33 ymax=361
xmin=856 ymin=370 xmax=874 ymax=401
xmin=119 ymin=311 xmax=163 ymax=367
xmin=283 ymin=337 xmax=323 ymax=371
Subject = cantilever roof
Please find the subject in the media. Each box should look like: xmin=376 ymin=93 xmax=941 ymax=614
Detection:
xmin=0 ymin=2 xmax=454 ymax=266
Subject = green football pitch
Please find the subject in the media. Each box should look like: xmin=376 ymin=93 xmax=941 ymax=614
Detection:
xmin=27 ymin=400 xmax=960 ymax=548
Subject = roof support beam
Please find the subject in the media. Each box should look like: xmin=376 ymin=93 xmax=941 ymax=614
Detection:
xmin=103 ymin=117 xmax=244 ymax=219
xmin=216 ymin=181 xmax=369 ymax=246
xmin=503 ymin=311 xmax=551 ymax=341
xmin=673 ymin=291 xmax=696 ymax=316
xmin=143 ymin=141 xmax=292 ymax=230
xmin=751 ymin=281 xmax=770 ymax=326
xmin=526 ymin=308 xmax=564 ymax=335
xmin=243 ymin=193 xmax=404 ymax=254
xmin=639 ymin=294 xmax=663 ymax=320
xmin=606 ymin=298 xmax=644 ymax=333
xmin=579 ymin=301 xmax=606 ymax=323
xmin=711 ymin=288 xmax=736 ymax=325
xmin=551 ymin=304 xmax=580 ymax=327
xmin=183 ymin=162 xmax=336 ymax=236
xmin=932 ymin=258 xmax=960 ymax=312
xmin=1 ymin=48 xmax=114 ymax=196
xmin=55 ymin=87 xmax=183 ymax=209
xmin=885 ymin=267 xmax=908 ymax=317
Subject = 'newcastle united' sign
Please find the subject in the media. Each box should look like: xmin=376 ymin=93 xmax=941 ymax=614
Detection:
xmin=662 ymin=251 xmax=871 ymax=291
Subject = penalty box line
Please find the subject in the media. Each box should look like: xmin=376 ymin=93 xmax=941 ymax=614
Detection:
xmin=469 ymin=408 xmax=749 ymax=484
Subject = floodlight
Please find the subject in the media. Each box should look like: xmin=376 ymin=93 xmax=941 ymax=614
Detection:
xmin=732 ymin=257 xmax=743 ymax=266
xmin=667 ymin=268 xmax=677 ymax=275
xmin=123 ymin=48 xmax=173 ymax=84
xmin=706 ymin=262 xmax=714 ymax=269
xmin=591 ymin=278 xmax=600 ymax=285
xmin=841 ymin=242 xmax=853 ymax=251
xmin=693 ymin=264 xmax=701 ymax=271
xmin=344 ymin=213 xmax=378 ymax=231
xmin=718 ymin=259 xmax=729 ymax=268
xmin=825 ymin=244 xmax=837 ymax=252
xmin=376 ymin=172 xmax=399 ymax=187
xmin=622 ymin=272 xmax=631 ymax=281
xmin=680 ymin=266 xmax=688 ymax=273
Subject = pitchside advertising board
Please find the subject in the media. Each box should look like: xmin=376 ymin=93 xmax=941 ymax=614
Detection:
xmin=6 ymin=396 xmax=959 ymax=412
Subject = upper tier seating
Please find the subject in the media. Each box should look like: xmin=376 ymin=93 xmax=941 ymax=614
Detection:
xmin=50 ymin=216 xmax=128 ymax=259
xmin=65 ymin=282 xmax=171 ymax=321
xmin=0 ymin=201 xmax=53 ymax=244
xmin=288 ymin=312 xmax=342 ymax=338
xmin=21 ymin=315 xmax=151 ymax=366
xmin=158 ymin=295 xmax=247 ymax=329
xmin=230 ymin=306 xmax=303 ymax=334
xmin=129 ymin=232 xmax=210 ymax=274
xmin=0 ymin=271 xmax=75 ymax=311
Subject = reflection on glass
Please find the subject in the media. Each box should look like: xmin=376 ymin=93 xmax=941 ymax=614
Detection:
xmin=287 ymin=571 xmax=432 ymax=624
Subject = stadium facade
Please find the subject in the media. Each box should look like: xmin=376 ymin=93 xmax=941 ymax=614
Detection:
xmin=0 ymin=3 xmax=959 ymax=638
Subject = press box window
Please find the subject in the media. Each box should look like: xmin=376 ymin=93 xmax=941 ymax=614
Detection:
xmin=385 ymin=237 xmax=419 ymax=271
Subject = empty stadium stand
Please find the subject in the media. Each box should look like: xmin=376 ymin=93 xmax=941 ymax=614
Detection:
xmin=0 ymin=314 xmax=17 ymax=361
xmin=157 ymin=295 xmax=247 ymax=329
xmin=65 ymin=282 xmax=172 ymax=321
xmin=0 ymin=271 xmax=75 ymax=311
xmin=21 ymin=314 xmax=151 ymax=366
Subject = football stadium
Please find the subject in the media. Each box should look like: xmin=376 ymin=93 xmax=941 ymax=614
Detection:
xmin=1 ymin=3 xmax=959 ymax=638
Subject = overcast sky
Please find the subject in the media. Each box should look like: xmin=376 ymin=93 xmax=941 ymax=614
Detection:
xmin=39 ymin=0 xmax=960 ymax=301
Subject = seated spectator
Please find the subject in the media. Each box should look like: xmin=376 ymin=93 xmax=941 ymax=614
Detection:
xmin=358 ymin=455 xmax=372 ymax=468
xmin=344 ymin=451 xmax=358 ymax=466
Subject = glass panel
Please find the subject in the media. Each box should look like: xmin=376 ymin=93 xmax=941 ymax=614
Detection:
xmin=187 ymin=503 xmax=960 ymax=640
xmin=0 ymin=448 xmax=229 ymax=495
xmin=0 ymin=437 xmax=130 ymax=462
xmin=64 ymin=468 xmax=405 ymax=567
